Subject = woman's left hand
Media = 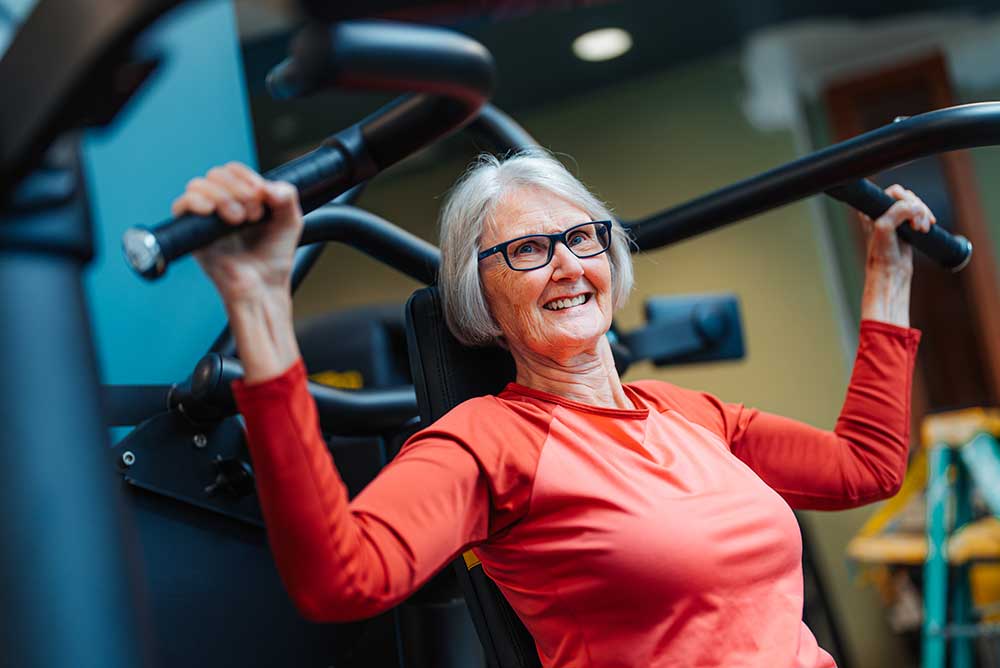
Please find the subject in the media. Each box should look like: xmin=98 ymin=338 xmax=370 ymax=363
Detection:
xmin=858 ymin=184 xmax=936 ymax=328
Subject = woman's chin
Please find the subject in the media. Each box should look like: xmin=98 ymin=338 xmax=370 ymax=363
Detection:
xmin=536 ymin=326 xmax=608 ymax=357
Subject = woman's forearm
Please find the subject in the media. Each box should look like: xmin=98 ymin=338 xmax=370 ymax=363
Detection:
xmin=225 ymin=288 xmax=302 ymax=384
xmin=859 ymin=263 xmax=911 ymax=328
xmin=856 ymin=184 xmax=934 ymax=329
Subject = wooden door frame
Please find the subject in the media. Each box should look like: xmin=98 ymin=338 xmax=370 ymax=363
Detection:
xmin=823 ymin=51 xmax=1000 ymax=416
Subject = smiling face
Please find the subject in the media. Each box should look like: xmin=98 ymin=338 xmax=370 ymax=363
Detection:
xmin=478 ymin=185 xmax=614 ymax=362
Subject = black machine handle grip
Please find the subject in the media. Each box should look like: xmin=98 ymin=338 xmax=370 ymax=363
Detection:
xmin=122 ymin=20 xmax=493 ymax=280
xmin=825 ymin=179 xmax=972 ymax=271
xmin=122 ymin=145 xmax=353 ymax=278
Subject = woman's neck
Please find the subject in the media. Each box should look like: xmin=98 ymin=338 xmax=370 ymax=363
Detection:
xmin=511 ymin=337 xmax=632 ymax=410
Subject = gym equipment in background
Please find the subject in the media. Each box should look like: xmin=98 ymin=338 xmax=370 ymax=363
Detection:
xmin=122 ymin=19 xmax=494 ymax=280
xmin=848 ymin=411 xmax=1000 ymax=668
xmin=5 ymin=2 xmax=1000 ymax=666
xmin=1 ymin=3 xmax=199 ymax=667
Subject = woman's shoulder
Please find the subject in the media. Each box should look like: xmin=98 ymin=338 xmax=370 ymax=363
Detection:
xmin=408 ymin=391 xmax=555 ymax=456
xmin=627 ymin=378 xmax=716 ymax=412
xmin=627 ymin=378 xmax=753 ymax=446
xmin=402 ymin=393 xmax=552 ymax=531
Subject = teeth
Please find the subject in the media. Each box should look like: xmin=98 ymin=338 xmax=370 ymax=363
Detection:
xmin=544 ymin=294 xmax=588 ymax=311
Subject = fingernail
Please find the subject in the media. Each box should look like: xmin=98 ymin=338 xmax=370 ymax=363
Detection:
xmin=226 ymin=201 xmax=244 ymax=217
xmin=273 ymin=182 xmax=292 ymax=200
xmin=190 ymin=193 xmax=211 ymax=210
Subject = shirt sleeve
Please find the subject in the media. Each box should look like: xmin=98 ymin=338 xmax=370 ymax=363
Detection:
xmin=725 ymin=319 xmax=922 ymax=510
xmin=231 ymin=359 xmax=490 ymax=622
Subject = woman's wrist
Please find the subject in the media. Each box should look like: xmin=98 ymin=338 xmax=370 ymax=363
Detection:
xmin=225 ymin=288 xmax=302 ymax=383
xmin=860 ymin=263 xmax=911 ymax=328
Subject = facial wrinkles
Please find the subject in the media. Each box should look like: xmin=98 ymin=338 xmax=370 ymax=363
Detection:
xmin=479 ymin=187 xmax=613 ymax=364
xmin=481 ymin=200 xmax=588 ymax=249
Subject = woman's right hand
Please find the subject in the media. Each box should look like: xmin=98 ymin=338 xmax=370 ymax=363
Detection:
xmin=171 ymin=162 xmax=303 ymax=306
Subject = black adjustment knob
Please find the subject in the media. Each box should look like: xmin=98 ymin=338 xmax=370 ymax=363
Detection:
xmin=204 ymin=456 xmax=256 ymax=498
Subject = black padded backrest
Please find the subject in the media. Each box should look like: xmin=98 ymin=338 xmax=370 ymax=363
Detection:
xmin=405 ymin=286 xmax=516 ymax=423
xmin=404 ymin=286 xmax=540 ymax=668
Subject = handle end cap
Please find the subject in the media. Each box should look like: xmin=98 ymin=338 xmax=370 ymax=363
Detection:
xmin=122 ymin=227 xmax=166 ymax=279
xmin=951 ymin=236 xmax=973 ymax=273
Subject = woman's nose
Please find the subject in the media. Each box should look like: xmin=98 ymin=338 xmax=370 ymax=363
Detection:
xmin=549 ymin=242 xmax=584 ymax=279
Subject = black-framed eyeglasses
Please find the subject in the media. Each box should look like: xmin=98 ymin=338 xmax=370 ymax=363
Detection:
xmin=477 ymin=220 xmax=613 ymax=271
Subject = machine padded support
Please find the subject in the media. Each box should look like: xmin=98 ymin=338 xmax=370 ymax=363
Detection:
xmin=404 ymin=286 xmax=515 ymax=424
xmin=404 ymin=286 xmax=539 ymax=668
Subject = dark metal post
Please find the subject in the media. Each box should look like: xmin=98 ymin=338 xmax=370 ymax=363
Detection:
xmin=0 ymin=137 xmax=147 ymax=668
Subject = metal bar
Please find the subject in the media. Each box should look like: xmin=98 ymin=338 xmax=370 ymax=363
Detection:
xmin=951 ymin=462 xmax=975 ymax=668
xmin=101 ymin=383 xmax=173 ymax=426
xmin=939 ymin=623 xmax=1000 ymax=638
xmin=468 ymin=103 xmax=540 ymax=154
xmin=471 ymin=104 xmax=972 ymax=269
xmin=923 ymin=443 xmax=953 ymax=668
xmin=189 ymin=353 xmax=418 ymax=436
xmin=959 ymin=433 xmax=1000 ymax=516
xmin=298 ymin=204 xmax=441 ymax=284
xmin=627 ymin=103 xmax=1000 ymax=252
xmin=0 ymin=139 xmax=145 ymax=668
xmin=125 ymin=19 xmax=494 ymax=280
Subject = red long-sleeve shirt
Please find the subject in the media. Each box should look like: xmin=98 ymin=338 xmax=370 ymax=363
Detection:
xmin=232 ymin=320 xmax=920 ymax=667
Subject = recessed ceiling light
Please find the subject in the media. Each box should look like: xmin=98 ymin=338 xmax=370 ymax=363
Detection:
xmin=572 ymin=28 xmax=633 ymax=62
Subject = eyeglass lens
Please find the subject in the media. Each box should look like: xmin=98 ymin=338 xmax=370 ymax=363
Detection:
xmin=506 ymin=222 xmax=610 ymax=270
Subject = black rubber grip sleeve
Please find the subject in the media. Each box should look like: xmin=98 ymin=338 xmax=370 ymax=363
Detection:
xmin=825 ymin=178 xmax=972 ymax=271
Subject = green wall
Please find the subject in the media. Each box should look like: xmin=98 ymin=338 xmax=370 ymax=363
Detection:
xmin=293 ymin=52 xmax=913 ymax=667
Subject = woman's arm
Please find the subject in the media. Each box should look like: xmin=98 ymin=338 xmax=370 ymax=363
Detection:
xmin=233 ymin=360 xmax=490 ymax=622
xmin=858 ymin=183 xmax=934 ymax=327
xmin=728 ymin=185 xmax=931 ymax=509
xmin=175 ymin=163 xmax=490 ymax=619
xmin=728 ymin=320 xmax=920 ymax=510
xmin=172 ymin=162 xmax=304 ymax=382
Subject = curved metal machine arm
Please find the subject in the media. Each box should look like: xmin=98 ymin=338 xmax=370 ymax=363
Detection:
xmin=468 ymin=103 xmax=983 ymax=270
xmin=626 ymin=103 xmax=1000 ymax=262
xmin=468 ymin=103 xmax=541 ymax=154
xmin=299 ymin=204 xmax=441 ymax=283
xmin=123 ymin=20 xmax=494 ymax=279
xmin=206 ymin=202 xmax=440 ymax=358
xmin=110 ymin=203 xmax=437 ymax=428
xmin=184 ymin=353 xmax=417 ymax=437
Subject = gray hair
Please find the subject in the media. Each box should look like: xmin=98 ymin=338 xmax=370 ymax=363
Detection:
xmin=438 ymin=150 xmax=634 ymax=347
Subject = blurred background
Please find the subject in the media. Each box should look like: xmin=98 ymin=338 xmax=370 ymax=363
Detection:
xmin=5 ymin=1 xmax=1000 ymax=666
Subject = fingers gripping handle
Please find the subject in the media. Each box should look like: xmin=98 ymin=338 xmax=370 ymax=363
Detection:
xmin=825 ymin=178 xmax=973 ymax=272
xmin=122 ymin=142 xmax=354 ymax=280
xmin=122 ymin=18 xmax=493 ymax=280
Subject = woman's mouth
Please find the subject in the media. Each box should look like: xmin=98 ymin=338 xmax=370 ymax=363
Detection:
xmin=543 ymin=293 xmax=590 ymax=311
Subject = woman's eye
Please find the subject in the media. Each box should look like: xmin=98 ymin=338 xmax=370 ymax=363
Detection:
xmin=568 ymin=231 xmax=590 ymax=245
xmin=513 ymin=241 xmax=540 ymax=255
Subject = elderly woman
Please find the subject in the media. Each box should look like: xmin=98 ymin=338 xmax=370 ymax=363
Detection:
xmin=174 ymin=151 xmax=929 ymax=668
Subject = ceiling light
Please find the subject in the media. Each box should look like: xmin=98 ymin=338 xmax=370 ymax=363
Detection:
xmin=572 ymin=28 xmax=633 ymax=62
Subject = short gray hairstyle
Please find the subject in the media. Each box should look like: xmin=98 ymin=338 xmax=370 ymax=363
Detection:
xmin=438 ymin=150 xmax=634 ymax=347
